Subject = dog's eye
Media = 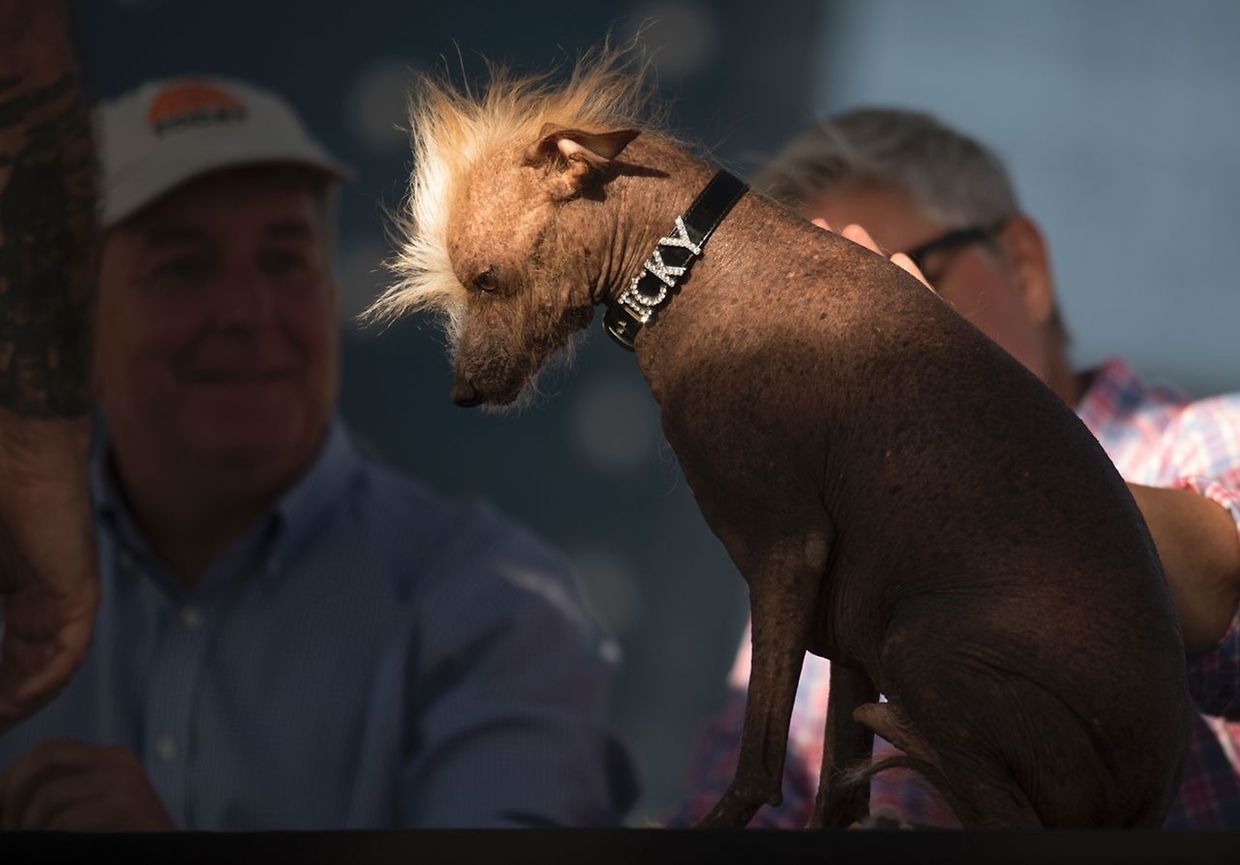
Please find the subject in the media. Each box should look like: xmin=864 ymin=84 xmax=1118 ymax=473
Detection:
xmin=473 ymin=265 xmax=498 ymax=293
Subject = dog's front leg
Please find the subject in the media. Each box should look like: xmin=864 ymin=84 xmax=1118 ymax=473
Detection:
xmin=695 ymin=538 xmax=822 ymax=828
xmin=809 ymin=661 xmax=878 ymax=828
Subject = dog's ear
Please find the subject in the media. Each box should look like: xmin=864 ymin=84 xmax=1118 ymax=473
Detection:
xmin=523 ymin=122 xmax=640 ymax=199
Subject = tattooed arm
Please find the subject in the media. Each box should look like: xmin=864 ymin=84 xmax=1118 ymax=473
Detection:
xmin=0 ymin=0 xmax=100 ymax=729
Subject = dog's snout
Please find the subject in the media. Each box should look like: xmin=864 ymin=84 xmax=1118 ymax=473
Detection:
xmin=451 ymin=377 xmax=485 ymax=407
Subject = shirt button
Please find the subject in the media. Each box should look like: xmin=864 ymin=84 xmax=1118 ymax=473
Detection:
xmin=599 ymin=640 xmax=623 ymax=664
xmin=180 ymin=606 xmax=205 ymax=631
xmin=155 ymin=735 xmax=179 ymax=762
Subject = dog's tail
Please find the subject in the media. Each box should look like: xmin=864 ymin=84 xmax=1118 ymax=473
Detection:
xmin=833 ymin=752 xmax=971 ymax=828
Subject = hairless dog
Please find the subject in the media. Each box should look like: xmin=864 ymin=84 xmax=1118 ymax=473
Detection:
xmin=369 ymin=50 xmax=1190 ymax=828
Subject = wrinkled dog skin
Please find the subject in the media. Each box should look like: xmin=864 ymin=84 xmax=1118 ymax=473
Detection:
xmin=370 ymin=52 xmax=1191 ymax=829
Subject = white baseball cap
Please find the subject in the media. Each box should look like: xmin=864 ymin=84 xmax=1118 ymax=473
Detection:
xmin=97 ymin=76 xmax=354 ymax=228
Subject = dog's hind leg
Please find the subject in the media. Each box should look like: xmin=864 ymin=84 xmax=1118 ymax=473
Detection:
xmin=809 ymin=661 xmax=878 ymax=828
xmin=694 ymin=534 xmax=827 ymax=828
xmin=853 ymin=701 xmax=1042 ymax=829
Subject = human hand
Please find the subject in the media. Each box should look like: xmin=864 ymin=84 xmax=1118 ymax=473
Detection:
xmin=0 ymin=740 xmax=175 ymax=831
xmin=0 ymin=417 xmax=100 ymax=730
xmin=811 ymin=218 xmax=933 ymax=290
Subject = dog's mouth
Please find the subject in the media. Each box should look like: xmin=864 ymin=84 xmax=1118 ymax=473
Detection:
xmin=451 ymin=370 xmax=531 ymax=411
xmin=451 ymin=376 xmax=518 ymax=408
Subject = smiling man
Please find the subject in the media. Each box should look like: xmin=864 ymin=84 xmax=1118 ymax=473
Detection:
xmin=93 ymin=161 xmax=343 ymax=584
xmin=0 ymin=77 xmax=635 ymax=830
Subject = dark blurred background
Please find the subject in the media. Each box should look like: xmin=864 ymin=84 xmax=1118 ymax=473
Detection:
xmin=72 ymin=0 xmax=1240 ymax=823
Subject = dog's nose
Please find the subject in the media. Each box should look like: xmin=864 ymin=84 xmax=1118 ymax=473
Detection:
xmin=451 ymin=377 xmax=485 ymax=407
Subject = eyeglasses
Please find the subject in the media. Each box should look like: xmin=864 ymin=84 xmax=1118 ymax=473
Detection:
xmin=902 ymin=219 xmax=1008 ymax=282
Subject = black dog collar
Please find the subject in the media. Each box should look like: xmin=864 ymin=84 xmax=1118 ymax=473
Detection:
xmin=603 ymin=169 xmax=748 ymax=351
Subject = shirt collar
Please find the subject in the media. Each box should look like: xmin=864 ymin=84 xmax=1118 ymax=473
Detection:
xmin=91 ymin=415 xmax=364 ymax=586
xmin=1075 ymin=356 xmax=1187 ymax=439
xmin=91 ymin=423 xmax=156 ymax=571
xmin=267 ymin=416 xmax=364 ymax=576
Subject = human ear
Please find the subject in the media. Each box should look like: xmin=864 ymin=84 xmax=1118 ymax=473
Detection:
xmin=997 ymin=215 xmax=1057 ymax=328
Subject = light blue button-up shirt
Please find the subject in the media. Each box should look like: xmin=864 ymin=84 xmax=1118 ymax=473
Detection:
xmin=0 ymin=418 xmax=636 ymax=828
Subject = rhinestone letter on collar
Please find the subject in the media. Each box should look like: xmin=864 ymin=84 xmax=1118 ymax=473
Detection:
xmin=615 ymin=216 xmax=702 ymax=324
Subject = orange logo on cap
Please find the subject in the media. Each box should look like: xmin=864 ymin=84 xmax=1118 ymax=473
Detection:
xmin=146 ymin=81 xmax=247 ymax=135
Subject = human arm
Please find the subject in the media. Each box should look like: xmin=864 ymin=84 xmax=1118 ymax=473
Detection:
xmin=0 ymin=0 xmax=101 ymax=729
xmin=1131 ymin=395 xmax=1240 ymax=717
xmin=1126 ymin=482 xmax=1240 ymax=657
xmin=399 ymin=505 xmax=637 ymax=827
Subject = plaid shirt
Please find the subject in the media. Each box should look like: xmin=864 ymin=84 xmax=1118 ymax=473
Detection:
xmin=673 ymin=358 xmax=1240 ymax=829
